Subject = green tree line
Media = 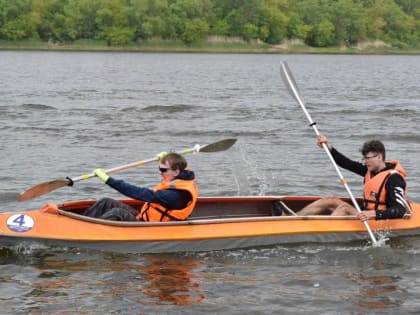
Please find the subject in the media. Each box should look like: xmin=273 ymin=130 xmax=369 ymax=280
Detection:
xmin=0 ymin=0 xmax=418 ymax=48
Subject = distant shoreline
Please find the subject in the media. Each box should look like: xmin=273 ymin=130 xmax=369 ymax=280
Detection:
xmin=1 ymin=39 xmax=419 ymax=55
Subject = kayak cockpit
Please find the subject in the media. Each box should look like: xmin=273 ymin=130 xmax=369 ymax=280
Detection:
xmin=39 ymin=196 xmax=371 ymax=227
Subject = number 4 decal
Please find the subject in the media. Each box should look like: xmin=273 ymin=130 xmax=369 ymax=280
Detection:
xmin=13 ymin=214 xmax=26 ymax=226
xmin=7 ymin=214 xmax=34 ymax=232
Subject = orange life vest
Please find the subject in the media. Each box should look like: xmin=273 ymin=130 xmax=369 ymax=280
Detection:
xmin=363 ymin=160 xmax=407 ymax=211
xmin=137 ymin=177 xmax=198 ymax=222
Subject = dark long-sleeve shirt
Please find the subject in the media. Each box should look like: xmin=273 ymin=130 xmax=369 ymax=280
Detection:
xmin=105 ymin=170 xmax=195 ymax=210
xmin=330 ymin=148 xmax=406 ymax=219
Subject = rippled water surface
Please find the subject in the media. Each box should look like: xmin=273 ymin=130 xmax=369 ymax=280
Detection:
xmin=0 ymin=52 xmax=420 ymax=314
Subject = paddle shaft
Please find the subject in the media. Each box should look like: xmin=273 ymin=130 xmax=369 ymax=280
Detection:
xmin=281 ymin=62 xmax=378 ymax=245
xmin=19 ymin=138 xmax=236 ymax=201
xmin=73 ymin=145 xmax=201 ymax=183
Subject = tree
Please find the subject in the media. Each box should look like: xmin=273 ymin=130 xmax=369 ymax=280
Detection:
xmin=181 ymin=18 xmax=209 ymax=45
xmin=261 ymin=6 xmax=288 ymax=44
xmin=0 ymin=0 xmax=418 ymax=48
xmin=212 ymin=19 xmax=230 ymax=36
xmin=0 ymin=0 xmax=34 ymax=40
xmin=63 ymin=0 xmax=100 ymax=40
xmin=140 ymin=16 xmax=167 ymax=38
xmin=288 ymin=0 xmax=331 ymax=46
xmin=312 ymin=19 xmax=335 ymax=47
xmin=214 ymin=0 xmax=262 ymax=37
xmin=95 ymin=0 xmax=135 ymax=45
xmin=243 ymin=22 xmax=259 ymax=40
xmin=365 ymin=2 xmax=386 ymax=39
xmin=330 ymin=0 xmax=367 ymax=46
xmin=383 ymin=1 xmax=417 ymax=47
xmin=1 ymin=18 xmax=27 ymax=40
xmin=105 ymin=26 xmax=135 ymax=45
xmin=34 ymin=0 xmax=74 ymax=42
xmin=287 ymin=12 xmax=311 ymax=41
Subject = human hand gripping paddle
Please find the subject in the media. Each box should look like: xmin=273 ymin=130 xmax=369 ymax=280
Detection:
xmin=280 ymin=61 xmax=378 ymax=246
xmin=18 ymin=138 xmax=237 ymax=202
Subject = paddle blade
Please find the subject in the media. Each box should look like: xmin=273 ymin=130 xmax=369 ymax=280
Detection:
xmin=200 ymin=138 xmax=237 ymax=152
xmin=18 ymin=179 xmax=71 ymax=202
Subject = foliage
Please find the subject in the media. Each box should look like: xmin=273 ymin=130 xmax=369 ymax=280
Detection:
xmin=181 ymin=18 xmax=209 ymax=45
xmin=0 ymin=0 xmax=418 ymax=48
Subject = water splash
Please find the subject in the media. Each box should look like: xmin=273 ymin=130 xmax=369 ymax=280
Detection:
xmin=370 ymin=229 xmax=391 ymax=248
xmin=234 ymin=143 xmax=268 ymax=196
xmin=10 ymin=242 xmax=51 ymax=255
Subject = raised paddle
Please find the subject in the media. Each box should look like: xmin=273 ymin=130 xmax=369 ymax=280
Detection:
xmin=280 ymin=61 xmax=378 ymax=246
xmin=18 ymin=138 xmax=237 ymax=202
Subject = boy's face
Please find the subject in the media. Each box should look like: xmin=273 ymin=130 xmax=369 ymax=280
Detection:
xmin=159 ymin=161 xmax=179 ymax=182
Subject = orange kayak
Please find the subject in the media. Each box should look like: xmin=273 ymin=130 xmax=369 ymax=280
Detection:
xmin=1 ymin=196 xmax=419 ymax=253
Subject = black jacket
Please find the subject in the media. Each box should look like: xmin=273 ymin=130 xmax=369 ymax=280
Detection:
xmin=331 ymin=148 xmax=406 ymax=219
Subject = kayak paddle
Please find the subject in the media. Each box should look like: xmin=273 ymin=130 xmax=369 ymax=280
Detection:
xmin=18 ymin=138 xmax=237 ymax=202
xmin=280 ymin=61 xmax=378 ymax=246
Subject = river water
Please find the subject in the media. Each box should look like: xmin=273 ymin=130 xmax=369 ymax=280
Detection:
xmin=0 ymin=51 xmax=419 ymax=314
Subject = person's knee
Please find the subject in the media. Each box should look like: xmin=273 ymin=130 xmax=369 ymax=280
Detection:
xmin=322 ymin=195 xmax=337 ymax=201
xmin=319 ymin=195 xmax=341 ymax=208
xmin=331 ymin=205 xmax=345 ymax=216
xmin=100 ymin=208 xmax=122 ymax=220
xmin=100 ymin=207 xmax=138 ymax=221
xmin=333 ymin=203 xmax=357 ymax=216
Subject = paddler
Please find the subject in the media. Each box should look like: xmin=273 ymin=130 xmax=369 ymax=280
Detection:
xmin=294 ymin=134 xmax=409 ymax=221
xmin=83 ymin=152 xmax=198 ymax=221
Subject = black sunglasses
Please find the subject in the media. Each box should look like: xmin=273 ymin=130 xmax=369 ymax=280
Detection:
xmin=159 ymin=167 xmax=170 ymax=173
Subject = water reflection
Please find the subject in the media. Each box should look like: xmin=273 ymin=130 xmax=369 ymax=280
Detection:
xmin=345 ymin=246 xmax=407 ymax=311
xmin=350 ymin=274 xmax=403 ymax=310
xmin=37 ymin=251 xmax=206 ymax=307
xmin=0 ymin=248 xmax=205 ymax=312
xmin=141 ymin=254 xmax=204 ymax=305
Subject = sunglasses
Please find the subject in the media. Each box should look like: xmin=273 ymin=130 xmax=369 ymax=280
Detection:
xmin=159 ymin=167 xmax=171 ymax=173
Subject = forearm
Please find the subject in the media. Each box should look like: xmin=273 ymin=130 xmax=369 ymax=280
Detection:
xmin=375 ymin=206 xmax=406 ymax=220
xmin=330 ymin=148 xmax=367 ymax=176
xmin=106 ymin=178 xmax=187 ymax=209
xmin=106 ymin=177 xmax=157 ymax=202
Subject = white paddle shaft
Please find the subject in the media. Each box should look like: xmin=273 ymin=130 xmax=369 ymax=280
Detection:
xmin=281 ymin=62 xmax=378 ymax=245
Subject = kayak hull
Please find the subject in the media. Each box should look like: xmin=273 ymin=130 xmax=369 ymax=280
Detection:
xmin=1 ymin=196 xmax=419 ymax=253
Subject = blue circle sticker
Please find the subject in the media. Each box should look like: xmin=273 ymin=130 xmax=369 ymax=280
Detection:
xmin=7 ymin=214 xmax=35 ymax=232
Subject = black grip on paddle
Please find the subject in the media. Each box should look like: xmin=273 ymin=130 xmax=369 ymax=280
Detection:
xmin=66 ymin=177 xmax=74 ymax=186
xmin=310 ymin=122 xmax=316 ymax=127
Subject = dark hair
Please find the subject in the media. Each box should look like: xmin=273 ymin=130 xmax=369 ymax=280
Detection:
xmin=161 ymin=153 xmax=187 ymax=171
xmin=360 ymin=140 xmax=386 ymax=160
